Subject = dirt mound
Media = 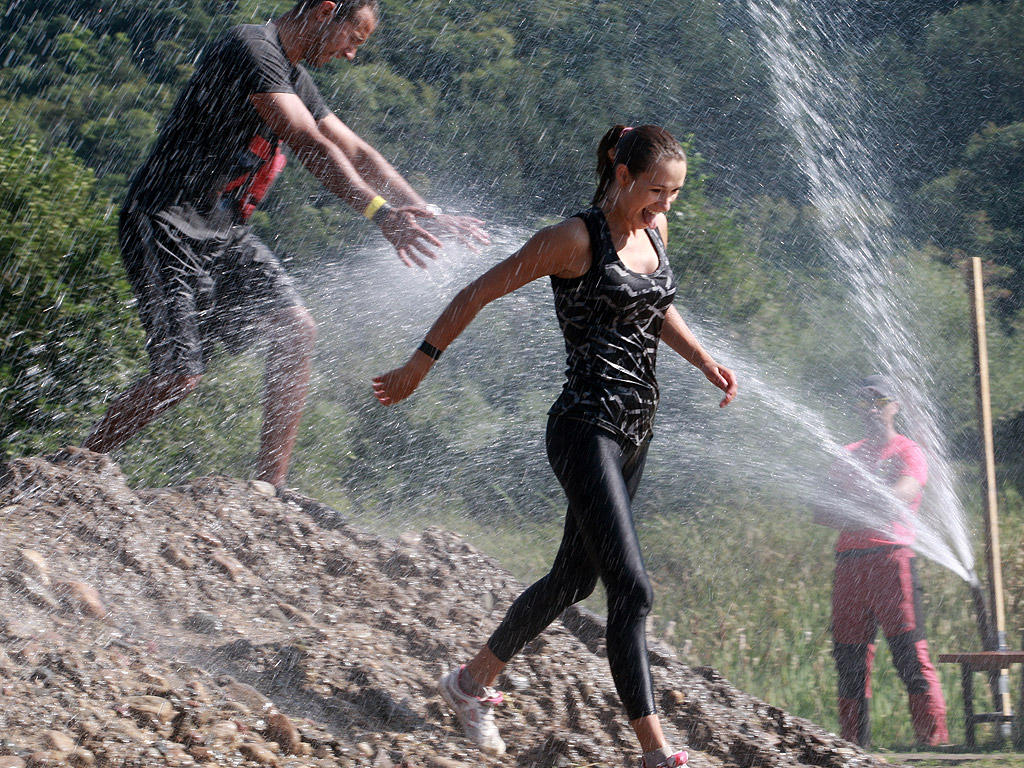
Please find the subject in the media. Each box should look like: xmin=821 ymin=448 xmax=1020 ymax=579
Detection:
xmin=0 ymin=448 xmax=886 ymax=768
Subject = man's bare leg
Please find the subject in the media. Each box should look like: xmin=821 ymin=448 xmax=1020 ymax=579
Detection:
xmin=254 ymin=305 xmax=317 ymax=488
xmin=83 ymin=373 xmax=202 ymax=454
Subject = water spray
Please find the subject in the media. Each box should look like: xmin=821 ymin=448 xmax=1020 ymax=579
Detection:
xmin=744 ymin=3 xmax=1015 ymax=742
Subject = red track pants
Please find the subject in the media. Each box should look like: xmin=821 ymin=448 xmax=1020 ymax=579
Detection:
xmin=831 ymin=546 xmax=948 ymax=747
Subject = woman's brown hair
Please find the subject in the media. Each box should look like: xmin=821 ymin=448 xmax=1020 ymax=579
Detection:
xmin=591 ymin=124 xmax=687 ymax=207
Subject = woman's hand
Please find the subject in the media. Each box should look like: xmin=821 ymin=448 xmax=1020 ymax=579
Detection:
xmin=372 ymin=352 xmax=434 ymax=405
xmin=700 ymin=360 xmax=738 ymax=408
xmin=659 ymin=306 xmax=737 ymax=408
xmin=373 ymin=219 xmax=589 ymax=407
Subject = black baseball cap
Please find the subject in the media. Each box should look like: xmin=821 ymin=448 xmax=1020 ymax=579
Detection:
xmin=858 ymin=374 xmax=896 ymax=401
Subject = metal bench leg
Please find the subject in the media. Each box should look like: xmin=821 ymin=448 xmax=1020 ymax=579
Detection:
xmin=962 ymin=663 xmax=976 ymax=749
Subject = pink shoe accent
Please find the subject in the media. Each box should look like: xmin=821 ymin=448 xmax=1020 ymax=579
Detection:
xmin=643 ymin=750 xmax=688 ymax=768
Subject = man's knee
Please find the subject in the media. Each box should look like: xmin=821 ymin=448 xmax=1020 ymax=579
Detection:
xmin=833 ymin=642 xmax=870 ymax=699
xmin=154 ymin=373 xmax=202 ymax=407
xmin=888 ymin=632 xmax=931 ymax=693
xmin=293 ymin=305 xmax=317 ymax=344
xmin=271 ymin=305 xmax=317 ymax=350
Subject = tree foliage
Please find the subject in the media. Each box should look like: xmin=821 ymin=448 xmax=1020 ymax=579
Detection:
xmin=912 ymin=121 xmax=1024 ymax=338
xmin=0 ymin=128 xmax=142 ymax=459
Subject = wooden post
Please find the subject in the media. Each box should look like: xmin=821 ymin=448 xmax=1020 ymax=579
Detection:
xmin=969 ymin=256 xmax=1013 ymax=736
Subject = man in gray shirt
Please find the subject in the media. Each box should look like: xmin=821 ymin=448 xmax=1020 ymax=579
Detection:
xmin=85 ymin=0 xmax=487 ymax=487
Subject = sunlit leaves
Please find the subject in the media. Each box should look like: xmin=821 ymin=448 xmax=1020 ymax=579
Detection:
xmin=912 ymin=121 xmax=1024 ymax=325
xmin=0 ymin=130 xmax=142 ymax=458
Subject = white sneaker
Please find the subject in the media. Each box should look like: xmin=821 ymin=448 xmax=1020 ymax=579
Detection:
xmin=654 ymin=752 xmax=688 ymax=768
xmin=438 ymin=666 xmax=506 ymax=755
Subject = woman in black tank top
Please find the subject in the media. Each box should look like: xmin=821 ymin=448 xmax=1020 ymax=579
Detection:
xmin=374 ymin=125 xmax=737 ymax=768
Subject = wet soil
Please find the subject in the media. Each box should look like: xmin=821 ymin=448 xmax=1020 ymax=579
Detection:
xmin=0 ymin=448 xmax=892 ymax=768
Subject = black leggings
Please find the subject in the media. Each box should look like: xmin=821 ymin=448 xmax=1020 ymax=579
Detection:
xmin=487 ymin=415 xmax=656 ymax=720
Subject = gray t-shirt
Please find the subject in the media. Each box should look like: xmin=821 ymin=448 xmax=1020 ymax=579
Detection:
xmin=128 ymin=24 xmax=330 ymax=223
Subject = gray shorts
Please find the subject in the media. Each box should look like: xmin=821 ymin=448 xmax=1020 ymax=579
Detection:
xmin=119 ymin=201 xmax=304 ymax=376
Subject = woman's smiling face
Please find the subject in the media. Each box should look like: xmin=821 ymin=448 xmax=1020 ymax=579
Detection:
xmin=614 ymin=156 xmax=687 ymax=229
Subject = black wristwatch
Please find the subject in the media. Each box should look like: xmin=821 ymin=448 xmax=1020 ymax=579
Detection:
xmin=371 ymin=201 xmax=394 ymax=224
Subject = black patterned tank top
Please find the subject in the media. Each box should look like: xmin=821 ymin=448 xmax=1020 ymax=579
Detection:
xmin=547 ymin=207 xmax=677 ymax=446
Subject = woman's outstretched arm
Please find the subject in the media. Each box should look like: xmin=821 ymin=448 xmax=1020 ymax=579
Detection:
xmin=660 ymin=305 xmax=737 ymax=407
xmin=373 ymin=218 xmax=592 ymax=405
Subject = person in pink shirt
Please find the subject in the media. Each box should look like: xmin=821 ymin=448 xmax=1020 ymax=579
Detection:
xmin=815 ymin=375 xmax=948 ymax=748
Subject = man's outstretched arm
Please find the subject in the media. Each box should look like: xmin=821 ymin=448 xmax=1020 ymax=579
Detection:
xmin=318 ymin=110 xmax=491 ymax=249
xmin=316 ymin=112 xmax=426 ymax=207
xmin=250 ymin=91 xmax=442 ymax=267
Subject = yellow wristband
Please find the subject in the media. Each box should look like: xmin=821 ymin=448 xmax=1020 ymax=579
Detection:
xmin=363 ymin=195 xmax=388 ymax=220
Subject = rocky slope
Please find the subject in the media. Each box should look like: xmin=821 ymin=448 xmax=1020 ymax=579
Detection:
xmin=0 ymin=448 xmax=888 ymax=768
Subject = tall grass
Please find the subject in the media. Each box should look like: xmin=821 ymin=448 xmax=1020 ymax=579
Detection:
xmin=636 ymin=499 xmax=987 ymax=749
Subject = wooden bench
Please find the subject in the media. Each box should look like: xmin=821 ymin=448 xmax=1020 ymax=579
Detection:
xmin=938 ymin=651 xmax=1024 ymax=747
